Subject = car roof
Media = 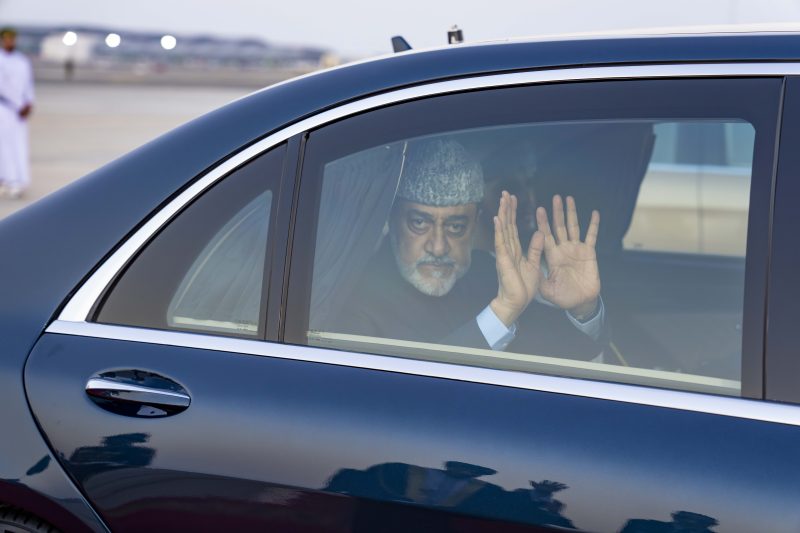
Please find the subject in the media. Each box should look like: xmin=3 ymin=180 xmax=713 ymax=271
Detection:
xmin=291 ymin=28 xmax=800 ymax=85
xmin=469 ymin=23 xmax=800 ymax=45
xmin=239 ymin=31 xmax=800 ymax=141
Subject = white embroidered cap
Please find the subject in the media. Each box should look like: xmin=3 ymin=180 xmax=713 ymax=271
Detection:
xmin=397 ymin=138 xmax=484 ymax=206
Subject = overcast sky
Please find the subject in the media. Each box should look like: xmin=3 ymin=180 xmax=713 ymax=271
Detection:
xmin=3 ymin=0 xmax=800 ymax=56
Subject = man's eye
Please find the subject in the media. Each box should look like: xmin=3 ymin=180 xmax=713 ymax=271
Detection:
xmin=447 ymin=223 xmax=466 ymax=235
xmin=409 ymin=217 xmax=428 ymax=231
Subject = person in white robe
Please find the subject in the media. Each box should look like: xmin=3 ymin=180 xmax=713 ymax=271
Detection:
xmin=0 ymin=27 xmax=34 ymax=199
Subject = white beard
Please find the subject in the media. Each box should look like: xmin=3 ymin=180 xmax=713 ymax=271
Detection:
xmin=391 ymin=234 xmax=470 ymax=296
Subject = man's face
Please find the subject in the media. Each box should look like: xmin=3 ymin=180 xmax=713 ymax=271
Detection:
xmin=390 ymin=200 xmax=478 ymax=296
xmin=1 ymin=33 xmax=16 ymax=52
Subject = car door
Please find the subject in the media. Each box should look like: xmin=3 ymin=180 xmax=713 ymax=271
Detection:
xmin=283 ymin=75 xmax=799 ymax=532
xmin=25 ymin=69 xmax=800 ymax=533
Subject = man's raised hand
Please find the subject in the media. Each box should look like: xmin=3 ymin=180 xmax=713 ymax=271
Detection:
xmin=536 ymin=195 xmax=601 ymax=319
xmin=490 ymin=191 xmax=545 ymax=327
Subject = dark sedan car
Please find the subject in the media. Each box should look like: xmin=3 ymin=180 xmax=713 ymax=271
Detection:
xmin=3 ymin=30 xmax=800 ymax=533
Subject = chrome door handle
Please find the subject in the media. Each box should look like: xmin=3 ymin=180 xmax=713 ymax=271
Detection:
xmin=85 ymin=374 xmax=191 ymax=417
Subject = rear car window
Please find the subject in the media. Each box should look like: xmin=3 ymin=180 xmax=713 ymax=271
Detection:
xmin=95 ymin=145 xmax=284 ymax=338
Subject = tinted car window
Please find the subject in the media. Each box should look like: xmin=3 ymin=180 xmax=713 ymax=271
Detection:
xmin=624 ymin=121 xmax=754 ymax=255
xmin=96 ymin=145 xmax=285 ymax=337
xmin=166 ymin=191 xmax=271 ymax=334
xmin=286 ymin=79 xmax=779 ymax=397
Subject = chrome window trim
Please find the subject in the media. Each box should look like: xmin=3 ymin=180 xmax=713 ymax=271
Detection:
xmin=48 ymin=320 xmax=800 ymax=427
xmin=50 ymin=62 xmax=800 ymax=424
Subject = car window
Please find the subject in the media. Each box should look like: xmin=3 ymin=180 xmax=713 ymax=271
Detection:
xmin=624 ymin=121 xmax=754 ymax=255
xmin=284 ymin=79 xmax=779 ymax=397
xmin=95 ymin=145 xmax=285 ymax=338
xmin=166 ymin=191 xmax=271 ymax=334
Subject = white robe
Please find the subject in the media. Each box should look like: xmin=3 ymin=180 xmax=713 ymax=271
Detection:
xmin=0 ymin=49 xmax=34 ymax=189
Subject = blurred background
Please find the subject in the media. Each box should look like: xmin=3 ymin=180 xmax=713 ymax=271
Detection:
xmin=1 ymin=0 xmax=799 ymax=219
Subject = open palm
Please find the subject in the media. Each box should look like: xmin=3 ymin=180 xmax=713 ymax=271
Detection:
xmin=536 ymin=195 xmax=601 ymax=315
xmin=491 ymin=191 xmax=545 ymax=327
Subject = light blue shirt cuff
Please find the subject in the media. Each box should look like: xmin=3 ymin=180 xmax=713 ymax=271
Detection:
xmin=477 ymin=305 xmax=517 ymax=351
xmin=565 ymin=298 xmax=605 ymax=341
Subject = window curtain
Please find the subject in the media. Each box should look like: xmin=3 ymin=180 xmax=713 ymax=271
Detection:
xmin=310 ymin=142 xmax=406 ymax=330
xmin=533 ymin=123 xmax=655 ymax=256
xmin=167 ymin=191 xmax=272 ymax=335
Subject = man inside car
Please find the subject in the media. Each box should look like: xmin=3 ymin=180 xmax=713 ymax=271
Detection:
xmin=337 ymin=138 xmax=604 ymax=357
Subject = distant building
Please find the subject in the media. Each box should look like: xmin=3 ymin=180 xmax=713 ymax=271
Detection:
xmin=40 ymin=33 xmax=98 ymax=64
xmin=13 ymin=24 xmax=330 ymax=69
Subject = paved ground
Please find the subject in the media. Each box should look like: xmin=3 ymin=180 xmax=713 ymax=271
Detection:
xmin=0 ymin=82 xmax=251 ymax=220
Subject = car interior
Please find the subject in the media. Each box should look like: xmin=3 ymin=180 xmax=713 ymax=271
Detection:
xmin=309 ymin=120 xmax=749 ymax=394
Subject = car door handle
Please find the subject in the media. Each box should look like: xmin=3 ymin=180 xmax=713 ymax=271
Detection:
xmin=85 ymin=376 xmax=191 ymax=417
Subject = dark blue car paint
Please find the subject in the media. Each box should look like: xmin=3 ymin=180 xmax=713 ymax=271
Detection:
xmin=2 ymin=33 xmax=800 ymax=530
xmin=26 ymin=333 xmax=800 ymax=531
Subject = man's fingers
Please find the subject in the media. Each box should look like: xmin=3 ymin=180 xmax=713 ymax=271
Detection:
xmin=494 ymin=216 xmax=509 ymax=258
xmin=501 ymin=192 xmax=512 ymax=255
xmin=585 ymin=209 xmax=600 ymax=247
xmin=510 ymin=193 xmax=518 ymax=230
xmin=527 ymin=230 xmax=544 ymax=270
xmin=536 ymin=206 xmax=556 ymax=252
xmin=566 ymin=195 xmax=581 ymax=242
xmin=499 ymin=191 xmax=519 ymax=260
xmin=496 ymin=193 xmax=506 ymax=242
xmin=498 ymin=193 xmax=513 ymax=256
xmin=552 ymin=195 xmax=568 ymax=244
xmin=496 ymin=191 xmax=505 ymax=224
xmin=510 ymin=193 xmax=521 ymax=259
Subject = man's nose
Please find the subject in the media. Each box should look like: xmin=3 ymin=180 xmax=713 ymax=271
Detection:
xmin=424 ymin=225 xmax=450 ymax=257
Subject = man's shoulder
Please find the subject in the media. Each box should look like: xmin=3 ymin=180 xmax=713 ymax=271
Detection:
xmin=346 ymin=243 xmax=407 ymax=303
xmin=0 ymin=51 xmax=28 ymax=67
xmin=9 ymin=51 xmax=31 ymax=65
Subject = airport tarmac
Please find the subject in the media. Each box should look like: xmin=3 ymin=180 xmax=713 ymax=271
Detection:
xmin=0 ymin=81 xmax=251 ymax=220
